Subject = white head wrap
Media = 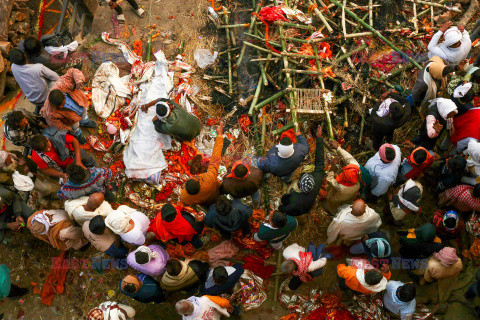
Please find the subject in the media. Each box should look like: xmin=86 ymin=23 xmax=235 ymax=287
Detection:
xmin=355 ymin=268 xmax=388 ymax=293
xmin=105 ymin=210 xmax=131 ymax=234
xmin=397 ymin=179 xmax=423 ymax=212
xmin=443 ymin=27 xmax=463 ymax=47
xmin=453 ymin=82 xmax=473 ymax=98
xmin=376 ymin=98 xmax=398 ymax=117
xmin=429 ymin=98 xmax=458 ymax=120
xmin=12 ymin=171 xmax=34 ymax=192
xmin=135 ymin=246 xmax=159 ymax=264
xmin=31 ymin=211 xmax=55 ymax=235
xmin=155 ymin=102 xmax=171 ymax=121
xmin=99 ymin=301 xmax=133 ymax=320
xmin=277 ymin=143 xmax=295 ymax=158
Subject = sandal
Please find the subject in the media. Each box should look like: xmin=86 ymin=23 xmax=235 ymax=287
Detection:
xmin=135 ymin=8 xmax=145 ymax=18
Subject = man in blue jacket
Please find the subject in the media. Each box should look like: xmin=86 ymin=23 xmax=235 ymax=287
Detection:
xmin=201 ymin=264 xmax=244 ymax=295
xmin=257 ymin=131 xmax=310 ymax=183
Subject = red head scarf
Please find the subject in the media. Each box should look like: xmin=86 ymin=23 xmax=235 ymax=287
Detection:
xmin=147 ymin=205 xmax=197 ymax=243
xmin=226 ymin=160 xmax=250 ymax=179
xmin=336 ymin=164 xmax=360 ymax=187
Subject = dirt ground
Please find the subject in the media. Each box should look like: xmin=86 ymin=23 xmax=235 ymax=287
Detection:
xmin=1 ymin=0 xmax=480 ymax=319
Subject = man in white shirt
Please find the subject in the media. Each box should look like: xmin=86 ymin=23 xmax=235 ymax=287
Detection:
xmin=9 ymin=49 xmax=59 ymax=109
xmin=428 ymin=22 xmax=471 ymax=65
xmin=105 ymin=205 xmax=150 ymax=245
xmin=64 ymin=192 xmax=113 ymax=225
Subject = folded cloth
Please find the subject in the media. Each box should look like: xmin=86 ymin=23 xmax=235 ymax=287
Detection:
xmin=207 ymin=240 xmax=239 ymax=267
xmin=242 ymin=254 xmax=275 ymax=279
xmin=41 ymin=251 xmax=68 ymax=306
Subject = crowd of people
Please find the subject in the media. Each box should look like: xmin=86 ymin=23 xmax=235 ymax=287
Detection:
xmin=1 ymin=13 xmax=480 ymax=320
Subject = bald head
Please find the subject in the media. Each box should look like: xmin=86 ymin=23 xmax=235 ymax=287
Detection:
xmin=85 ymin=193 xmax=105 ymax=211
xmin=175 ymin=300 xmax=194 ymax=316
xmin=280 ymin=260 xmax=297 ymax=274
xmin=351 ymin=199 xmax=366 ymax=216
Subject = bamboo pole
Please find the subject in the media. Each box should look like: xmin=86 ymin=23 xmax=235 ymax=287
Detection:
xmin=273 ymin=250 xmax=282 ymax=303
xmin=146 ymin=34 xmax=153 ymax=62
xmin=368 ymin=0 xmax=373 ymax=26
xmin=282 ymin=69 xmax=324 ymax=75
xmin=417 ymin=0 xmax=448 ymax=18
xmin=342 ymin=0 xmax=347 ymax=37
xmin=329 ymin=0 xmax=422 ymax=69
xmin=236 ymin=2 xmax=261 ymax=67
xmin=274 ymin=20 xmax=315 ymax=30
xmin=223 ymin=10 xmax=233 ymax=94
xmin=411 ymin=0 xmax=461 ymax=11
xmin=272 ymin=118 xmax=308 ymax=135
xmin=250 ymin=89 xmax=290 ymax=115
xmin=243 ymin=42 xmax=303 ymax=66
xmin=412 ymin=1 xmax=418 ymax=33
xmin=336 ymin=43 xmax=368 ymax=64
xmin=248 ymin=77 xmax=264 ymax=115
xmin=307 ymin=0 xmax=333 ymax=33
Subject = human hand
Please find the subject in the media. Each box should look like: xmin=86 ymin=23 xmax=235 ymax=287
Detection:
xmin=433 ymin=120 xmax=443 ymax=133
xmin=380 ymin=91 xmax=391 ymax=100
xmin=7 ymin=222 xmax=21 ymax=231
xmin=329 ymin=140 xmax=339 ymax=150
xmin=61 ymin=173 xmax=68 ymax=182
xmin=15 ymin=217 xmax=25 ymax=226
xmin=75 ymin=81 xmax=84 ymax=91
xmin=316 ymin=125 xmax=323 ymax=138
xmin=141 ymin=105 xmax=149 ymax=113
xmin=458 ymin=25 xmax=465 ymax=33
xmin=440 ymin=21 xmax=453 ymax=33
xmin=216 ymin=121 xmax=224 ymax=135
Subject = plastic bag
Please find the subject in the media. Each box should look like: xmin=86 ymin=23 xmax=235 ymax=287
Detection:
xmin=194 ymin=49 xmax=218 ymax=68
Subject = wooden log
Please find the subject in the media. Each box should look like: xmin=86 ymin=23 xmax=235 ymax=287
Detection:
xmin=306 ymin=0 xmax=333 ymax=33
xmin=459 ymin=0 xmax=479 ymax=26
xmin=272 ymin=118 xmax=308 ymax=136
xmin=0 ymin=0 xmax=14 ymax=41
xmin=250 ymin=88 xmax=290 ymax=115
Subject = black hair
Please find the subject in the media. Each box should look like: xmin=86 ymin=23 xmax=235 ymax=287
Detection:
xmin=30 ymin=134 xmax=48 ymax=152
xmin=24 ymin=37 xmax=42 ymax=56
xmin=279 ymin=137 xmax=293 ymax=146
xmin=5 ymin=111 xmax=26 ymax=130
xmin=459 ymin=88 xmax=475 ymax=104
xmin=413 ymin=148 xmax=427 ymax=164
xmin=444 ymin=217 xmax=457 ymax=229
xmin=396 ymin=283 xmax=416 ymax=302
xmin=156 ymin=103 xmax=169 ymax=117
xmin=89 ymin=215 xmax=106 ymax=235
xmin=123 ymin=283 xmax=137 ymax=294
xmin=442 ymin=64 xmax=457 ymax=77
xmin=364 ymin=269 xmax=383 ymax=286
xmin=161 ymin=203 xmax=177 ymax=222
xmin=66 ymin=164 xmax=88 ymax=184
xmin=474 ymin=184 xmax=480 ymax=198
xmin=215 ymin=195 xmax=232 ymax=216
xmin=233 ymin=164 xmax=248 ymax=178
xmin=185 ymin=179 xmax=200 ymax=195
xmin=271 ymin=211 xmax=287 ymax=228
xmin=212 ymin=266 xmax=228 ymax=285
xmin=9 ymin=49 xmax=26 ymax=65
xmin=385 ymin=147 xmax=396 ymax=162
xmin=389 ymin=102 xmax=404 ymax=121
xmin=48 ymin=89 xmax=65 ymax=107
xmin=165 ymin=259 xmax=182 ymax=276
xmin=135 ymin=251 xmax=150 ymax=265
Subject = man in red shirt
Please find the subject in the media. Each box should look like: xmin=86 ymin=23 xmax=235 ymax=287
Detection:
xmin=30 ymin=133 xmax=95 ymax=180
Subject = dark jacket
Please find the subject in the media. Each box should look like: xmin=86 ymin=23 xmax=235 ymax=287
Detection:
xmin=451 ymin=94 xmax=473 ymax=116
xmin=153 ymin=98 xmax=201 ymax=141
xmin=119 ymin=274 xmax=165 ymax=303
xmin=399 ymin=223 xmax=445 ymax=259
xmin=201 ymin=263 xmax=244 ymax=295
xmin=257 ymin=134 xmax=310 ymax=177
xmin=411 ymin=66 xmax=442 ymax=107
xmin=205 ymin=199 xmax=252 ymax=238
xmin=278 ymin=137 xmax=324 ymax=216
xmin=256 ymin=215 xmax=298 ymax=244
xmin=413 ymin=103 xmax=445 ymax=151
xmin=220 ymin=166 xmax=263 ymax=198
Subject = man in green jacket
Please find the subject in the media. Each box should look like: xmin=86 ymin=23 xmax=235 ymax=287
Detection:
xmin=0 ymin=264 xmax=29 ymax=300
xmin=141 ymin=98 xmax=201 ymax=141
xmin=253 ymin=211 xmax=297 ymax=250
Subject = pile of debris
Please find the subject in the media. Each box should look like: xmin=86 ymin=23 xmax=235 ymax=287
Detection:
xmin=201 ymin=0 xmax=479 ymax=154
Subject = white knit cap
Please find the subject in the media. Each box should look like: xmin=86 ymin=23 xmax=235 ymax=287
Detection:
xmin=443 ymin=27 xmax=462 ymax=47
xmin=105 ymin=210 xmax=131 ymax=234
xmin=277 ymin=144 xmax=294 ymax=158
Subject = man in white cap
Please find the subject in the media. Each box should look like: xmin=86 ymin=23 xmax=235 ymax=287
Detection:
xmin=257 ymin=130 xmax=310 ymax=184
xmin=428 ymin=21 xmax=471 ymax=65
xmin=105 ymin=205 xmax=150 ymax=245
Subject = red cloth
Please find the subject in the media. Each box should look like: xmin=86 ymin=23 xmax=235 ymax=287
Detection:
xmin=404 ymin=147 xmax=434 ymax=180
xmin=259 ymin=6 xmax=287 ymax=23
xmin=242 ymin=254 xmax=274 ymax=279
xmin=451 ymin=108 xmax=480 ymax=144
xmin=290 ymin=251 xmax=313 ymax=283
xmin=31 ymin=133 xmax=75 ymax=170
xmin=148 ymin=206 xmax=198 ymax=243
xmin=41 ymin=251 xmax=68 ymax=306
xmin=336 ymin=164 xmax=360 ymax=186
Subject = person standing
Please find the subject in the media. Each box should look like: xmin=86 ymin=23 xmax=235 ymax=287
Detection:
xmin=383 ymin=281 xmax=417 ymax=320
xmin=206 ymin=196 xmax=252 ymax=239
xmin=220 ymin=160 xmax=263 ymax=208
xmin=0 ymin=265 xmax=29 ymax=300
xmin=175 ymin=296 xmax=232 ymax=320
xmin=364 ymin=143 xmax=402 ymax=197
xmin=119 ymin=274 xmax=165 ymax=304
xmin=428 ymin=22 xmax=471 ymax=65
xmin=253 ymin=210 xmax=297 ymax=250
xmin=106 ymin=0 xmax=145 ymax=23
xmin=82 ymin=215 xmax=128 ymax=259
xmin=9 ymin=49 xmax=59 ymax=110
xmin=2 ymin=109 xmax=47 ymax=148
xmin=105 ymin=205 xmax=150 ymax=245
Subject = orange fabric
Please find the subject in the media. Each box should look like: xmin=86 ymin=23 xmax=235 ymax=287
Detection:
xmin=41 ymin=251 xmax=68 ymax=306
xmin=180 ymin=135 xmax=224 ymax=206
xmin=335 ymin=164 xmax=360 ymax=187
xmin=148 ymin=206 xmax=198 ymax=243
xmin=27 ymin=214 xmax=75 ymax=251
xmin=226 ymin=160 xmax=250 ymax=179
xmin=204 ymin=295 xmax=232 ymax=309
xmin=336 ymin=264 xmax=391 ymax=294
xmin=41 ymin=68 xmax=86 ymax=130
xmin=280 ymin=129 xmax=297 ymax=144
